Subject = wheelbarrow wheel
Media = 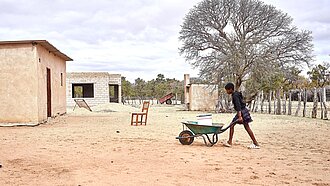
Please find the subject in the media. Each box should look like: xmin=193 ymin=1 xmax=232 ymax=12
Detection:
xmin=178 ymin=130 xmax=194 ymax=145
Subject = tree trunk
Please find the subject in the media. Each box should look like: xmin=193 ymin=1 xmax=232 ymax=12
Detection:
xmin=224 ymin=94 xmax=231 ymax=111
xmin=276 ymin=89 xmax=281 ymax=115
xmin=217 ymin=95 xmax=224 ymax=113
xmin=268 ymin=91 xmax=272 ymax=114
xmin=312 ymin=88 xmax=318 ymax=118
xmin=295 ymin=90 xmax=302 ymax=116
xmin=288 ymin=91 xmax=292 ymax=115
xmin=303 ymin=89 xmax=307 ymax=117
xmin=235 ymin=77 xmax=242 ymax=91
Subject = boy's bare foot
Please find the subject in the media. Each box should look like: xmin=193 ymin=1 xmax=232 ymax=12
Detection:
xmin=223 ymin=141 xmax=231 ymax=147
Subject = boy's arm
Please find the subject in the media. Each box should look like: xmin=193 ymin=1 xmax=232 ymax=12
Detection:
xmin=232 ymin=93 xmax=243 ymax=122
xmin=237 ymin=111 xmax=243 ymax=122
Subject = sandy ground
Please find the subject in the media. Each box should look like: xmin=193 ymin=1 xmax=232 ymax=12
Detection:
xmin=0 ymin=103 xmax=329 ymax=186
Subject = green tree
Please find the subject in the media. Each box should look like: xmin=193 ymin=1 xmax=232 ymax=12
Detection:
xmin=133 ymin=78 xmax=146 ymax=97
xmin=122 ymin=74 xmax=184 ymax=102
xmin=307 ymin=62 xmax=330 ymax=87
xmin=156 ymin=74 xmax=165 ymax=83
xmin=121 ymin=76 xmax=134 ymax=97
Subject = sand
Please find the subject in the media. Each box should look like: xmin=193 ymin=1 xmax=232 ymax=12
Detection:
xmin=0 ymin=103 xmax=329 ymax=186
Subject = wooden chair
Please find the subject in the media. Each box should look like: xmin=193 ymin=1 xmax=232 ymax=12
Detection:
xmin=131 ymin=101 xmax=150 ymax=125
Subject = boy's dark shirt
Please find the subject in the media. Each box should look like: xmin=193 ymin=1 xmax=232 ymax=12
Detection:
xmin=232 ymin=91 xmax=246 ymax=111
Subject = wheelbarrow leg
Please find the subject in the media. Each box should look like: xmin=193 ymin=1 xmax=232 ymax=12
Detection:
xmin=199 ymin=134 xmax=217 ymax=147
xmin=200 ymin=135 xmax=209 ymax=146
xmin=204 ymin=134 xmax=218 ymax=147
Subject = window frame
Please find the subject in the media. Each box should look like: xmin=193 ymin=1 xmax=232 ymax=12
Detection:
xmin=72 ymin=83 xmax=94 ymax=98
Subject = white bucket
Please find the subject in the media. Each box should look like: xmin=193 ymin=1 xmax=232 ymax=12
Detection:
xmin=196 ymin=114 xmax=212 ymax=126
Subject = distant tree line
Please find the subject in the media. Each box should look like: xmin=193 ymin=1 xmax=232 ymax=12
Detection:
xmin=121 ymin=74 xmax=184 ymax=102
xmin=121 ymin=62 xmax=329 ymax=105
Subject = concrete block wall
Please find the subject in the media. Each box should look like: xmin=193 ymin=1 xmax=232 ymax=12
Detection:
xmin=66 ymin=72 xmax=121 ymax=107
xmin=109 ymin=74 xmax=121 ymax=84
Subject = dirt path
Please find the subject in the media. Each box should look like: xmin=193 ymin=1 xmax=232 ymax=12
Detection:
xmin=0 ymin=104 xmax=329 ymax=185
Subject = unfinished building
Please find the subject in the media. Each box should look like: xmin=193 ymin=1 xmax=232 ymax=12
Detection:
xmin=0 ymin=40 xmax=72 ymax=125
xmin=184 ymin=74 xmax=218 ymax=111
xmin=66 ymin=72 xmax=121 ymax=107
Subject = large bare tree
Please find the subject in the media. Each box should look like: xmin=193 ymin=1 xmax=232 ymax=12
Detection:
xmin=179 ymin=0 xmax=313 ymax=91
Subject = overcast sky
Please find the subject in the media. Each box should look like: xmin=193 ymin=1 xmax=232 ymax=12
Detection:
xmin=1 ymin=0 xmax=329 ymax=82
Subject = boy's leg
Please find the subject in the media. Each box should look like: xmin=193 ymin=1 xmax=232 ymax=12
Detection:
xmin=228 ymin=124 xmax=235 ymax=145
xmin=243 ymin=123 xmax=259 ymax=146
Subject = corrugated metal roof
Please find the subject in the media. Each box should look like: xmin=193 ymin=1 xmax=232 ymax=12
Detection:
xmin=0 ymin=40 xmax=73 ymax=61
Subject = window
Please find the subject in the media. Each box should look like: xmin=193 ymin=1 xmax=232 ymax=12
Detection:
xmin=60 ymin=73 xmax=63 ymax=86
xmin=72 ymin=83 xmax=94 ymax=98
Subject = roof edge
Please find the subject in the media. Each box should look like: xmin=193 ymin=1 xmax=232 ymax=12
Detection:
xmin=0 ymin=40 xmax=73 ymax=61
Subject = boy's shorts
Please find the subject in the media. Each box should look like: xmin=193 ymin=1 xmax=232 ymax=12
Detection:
xmin=232 ymin=108 xmax=253 ymax=124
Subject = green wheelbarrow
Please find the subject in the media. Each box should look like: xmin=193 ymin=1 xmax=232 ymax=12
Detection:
xmin=176 ymin=120 xmax=237 ymax=147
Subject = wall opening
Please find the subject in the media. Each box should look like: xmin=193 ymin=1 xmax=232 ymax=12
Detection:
xmin=47 ymin=68 xmax=52 ymax=117
xmin=109 ymin=84 xmax=119 ymax=103
xmin=60 ymin=73 xmax=63 ymax=86
xmin=72 ymin=83 xmax=94 ymax=98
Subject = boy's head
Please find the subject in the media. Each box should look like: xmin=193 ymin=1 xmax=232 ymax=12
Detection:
xmin=225 ymin=83 xmax=235 ymax=94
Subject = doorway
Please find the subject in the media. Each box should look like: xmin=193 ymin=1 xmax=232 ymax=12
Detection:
xmin=47 ymin=68 xmax=51 ymax=117
xmin=109 ymin=84 xmax=119 ymax=103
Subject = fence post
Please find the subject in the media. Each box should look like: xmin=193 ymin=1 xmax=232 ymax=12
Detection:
xmin=273 ymin=91 xmax=276 ymax=114
xmin=288 ymin=91 xmax=292 ymax=115
xmin=320 ymin=89 xmax=324 ymax=119
xmin=260 ymin=90 xmax=264 ymax=113
xmin=312 ymin=88 xmax=318 ymax=118
xmin=282 ymin=91 xmax=287 ymax=115
xmin=303 ymin=89 xmax=307 ymax=117
xmin=276 ymin=89 xmax=281 ymax=115
xmin=322 ymin=87 xmax=328 ymax=120
xmin=217 ymin=95 xmax=224 ymax=113
xmin=175 ymin=93 xmax=178 ymax=105
xmin=268 ymin=91 xmax=272 ymax=114
xmin=255 ymin=92 xmax=260 ymax=112
xmin=295 ymin=90 xmax=302 ymax=116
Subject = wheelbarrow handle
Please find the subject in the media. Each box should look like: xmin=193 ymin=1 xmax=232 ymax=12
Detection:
xmin=220 ymin=120 xmax=238 ymax=132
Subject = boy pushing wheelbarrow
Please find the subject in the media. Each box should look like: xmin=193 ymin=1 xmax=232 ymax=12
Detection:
xmin=176 ymin=83 xmax=260 ymax=149
xmin=223 ymin=83 xmax=260 ymax=149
